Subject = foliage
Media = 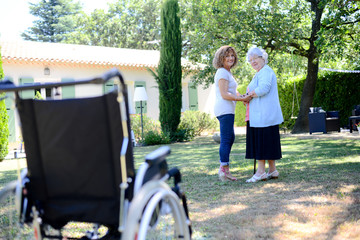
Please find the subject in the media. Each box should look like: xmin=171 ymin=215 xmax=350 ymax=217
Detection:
xmin=151 ymin=0 xmax=182 ymax=140
xmin=182 ymin=0 xmax=360 ymax=133
xmin=142 ymin=130 xmax=171 ymax=146
xmin=0 ymin=52 xmax=9 ymax=161
xmin=276 ymin=71 xmax=360 ymax=130
xmin=0 ymin=98 xmax=9 ymax=161
xmin=234 ymin=83 xmax=248 ymax=127
xmin=22 ymin=0 xmax=82 ymax=42
xmin=34 ymin=91 xmax=44 ymax=100
xmin=130 ymin=114 xmax=162 ymax=143
xmin=178 ymin=110 xmax=218 ymax=138
xmin=278 ymin=75 xmax=306 ymax=129
xmin=171 ymin=127 xmax=194 ymax=142
xmin=313 ymin=71 xmax=360 ymax=127
xmin=63 ymin=0 xmax=162 ymax=49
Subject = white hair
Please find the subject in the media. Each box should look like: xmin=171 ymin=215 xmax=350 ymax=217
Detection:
xmin=246 ymin=46 xmax=268 ymax=64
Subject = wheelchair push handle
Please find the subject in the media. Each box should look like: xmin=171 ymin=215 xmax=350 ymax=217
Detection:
xmin=0 ymin=68 xmax=125 ymax=93
xmin=145 ymin=146 xmax=171 ymax=166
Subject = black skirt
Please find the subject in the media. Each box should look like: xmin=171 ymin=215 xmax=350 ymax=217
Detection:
xmin=245 ymin=122 xmax=282 ymax=160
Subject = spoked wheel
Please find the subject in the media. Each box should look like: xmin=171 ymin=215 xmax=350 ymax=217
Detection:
xmin=123 ymin=181 xmax=190 ymax=240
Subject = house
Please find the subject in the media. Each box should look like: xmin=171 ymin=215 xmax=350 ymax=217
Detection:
xmin=0 ymin=40 xmax=215 ymax=142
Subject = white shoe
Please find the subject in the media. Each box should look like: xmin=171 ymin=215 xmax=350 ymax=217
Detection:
xmin=246 ymin=172 xmax=267 ymax=183
xmin=267 ymin=170 xmax=279 ymax=180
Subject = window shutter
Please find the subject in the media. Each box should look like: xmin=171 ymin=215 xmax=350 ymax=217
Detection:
xmin=19 ymin=77 xmax=34 ymax=99
xmin=104 ymin=79 xmax=115 ymax=93
xmin=188 ymin=82 xmax=198 ymax=110
xmin=61 ymin=78 xmax=75 ymax=99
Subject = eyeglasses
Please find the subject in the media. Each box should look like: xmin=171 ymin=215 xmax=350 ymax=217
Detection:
xmin=248 ymin=56 xmax=262 ymax=63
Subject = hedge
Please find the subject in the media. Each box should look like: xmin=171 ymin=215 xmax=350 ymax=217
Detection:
xmin=235 ymin=71 xmax=360 ymax=130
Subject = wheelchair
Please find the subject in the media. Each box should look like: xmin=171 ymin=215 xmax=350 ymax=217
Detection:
xmin=0 ymin=68 xmax=191 ymax=240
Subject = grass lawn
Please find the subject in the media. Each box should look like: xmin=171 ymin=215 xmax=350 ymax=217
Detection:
xmin=1 ymin=133 xmax=360 ymax=239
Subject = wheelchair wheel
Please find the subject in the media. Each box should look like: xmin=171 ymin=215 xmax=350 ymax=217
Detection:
xmin=122 ymin=181 xmax=190 ymax=240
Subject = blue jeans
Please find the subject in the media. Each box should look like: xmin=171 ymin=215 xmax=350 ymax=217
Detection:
xmin=217 ymin=114 xmax=235 ymax=166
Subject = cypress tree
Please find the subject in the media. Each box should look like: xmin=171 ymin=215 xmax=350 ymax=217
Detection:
xmin=156 ymin=0 xmax=182 ymax=139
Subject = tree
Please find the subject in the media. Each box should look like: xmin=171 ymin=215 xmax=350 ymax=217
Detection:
xmin=22 ymin=0 xmax=82 ymax=42
xmin=182 ymin=0 xmax=360 ymax=132
xmin=0 ymin=49 xmax=9 ymax=161
xmin=64 ymin=0 xmax=162 ymax=50
xmin=150 ymin=0 xmax=182 ymax=139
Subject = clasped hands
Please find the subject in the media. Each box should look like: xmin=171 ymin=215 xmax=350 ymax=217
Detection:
xmin=236 ymin=90 xmax=255 ymax=103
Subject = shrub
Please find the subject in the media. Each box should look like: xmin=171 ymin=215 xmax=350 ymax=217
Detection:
xmin=0 ymin=95 xmax=9 ymax=161
xmin=178 ymin=110 xmax=218 ymax=138
xmin=235 ymin=71 xmax=360 ymax=131
xmin=130 ymin=114 xmax=162 ymax=142
xmin=278 ymin=75 xmax=305 ymax=129
xmin=277 ymin=72 xmax=360 ymax=129
xmin=313 ymin=72 xmax=360 ymax=127
xmin=172 ymin=127 xmax=194 ymax=142
xmin=143 ymin=130 xmax=170 ymax=146
xmin=235 ymin=83 xmax=248 ymax=127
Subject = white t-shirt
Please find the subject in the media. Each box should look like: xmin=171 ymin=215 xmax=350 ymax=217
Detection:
xmin=214 ymin=68 xmax=238 ymax=117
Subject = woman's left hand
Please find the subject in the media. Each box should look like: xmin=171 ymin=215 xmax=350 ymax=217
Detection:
xmin=238 ymin=93 xmax=253 ymax=102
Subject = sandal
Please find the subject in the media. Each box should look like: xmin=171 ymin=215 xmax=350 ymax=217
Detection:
xmin=219 ymin=166 xmax=237 ymax=181
xmin=267 ymin=170 xmax=279 ymax=180
xmin=245 ymin=172 xmax=267 ymax=183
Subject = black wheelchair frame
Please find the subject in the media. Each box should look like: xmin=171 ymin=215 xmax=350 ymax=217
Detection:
xmin=0 ymin=68 xmax=191 ymax=240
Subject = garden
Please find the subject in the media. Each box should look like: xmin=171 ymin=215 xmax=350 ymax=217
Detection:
xmin=1 ymin=131 xmax=359 ymax=239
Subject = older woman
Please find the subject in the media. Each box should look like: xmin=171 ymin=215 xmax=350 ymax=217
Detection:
xmin=245 ymin=46 xmax=283 ymax=183
xmin=213 ymin=46 xmax=251 ymax=181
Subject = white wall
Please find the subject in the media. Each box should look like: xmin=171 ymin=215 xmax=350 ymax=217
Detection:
xmin=2 ymin=62 xmax=214 ymax=142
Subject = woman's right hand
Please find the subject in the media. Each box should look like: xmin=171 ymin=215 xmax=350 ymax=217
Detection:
xmin=238 ymin=93 xmax=252 ymax=102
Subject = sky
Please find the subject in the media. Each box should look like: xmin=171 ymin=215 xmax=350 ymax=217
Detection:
xmin=0 ymin=0 xmax=113 ymax=40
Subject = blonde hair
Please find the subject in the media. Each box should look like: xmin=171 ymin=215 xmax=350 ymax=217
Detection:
xmin=212 ymin=46 xmax=238 ymax=69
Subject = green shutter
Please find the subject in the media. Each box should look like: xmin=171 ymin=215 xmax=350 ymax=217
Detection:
xmin=19 ymin=77 xmax=34 ymax=99
xmin=61 ymin=78 xmax=75 ymax=99
xmin=134 ymin=81 xmax=147 ymax=114
xmin=188 ymin=82 xmax=198 ymax=110
xmin=4 ymin=77 xmax=16 ymax=142
xmin=104 ymin=79 xmax=115 ymax=93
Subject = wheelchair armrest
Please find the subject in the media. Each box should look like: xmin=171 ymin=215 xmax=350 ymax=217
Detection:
xmin=145 ymin=146 xmax=171 ymax=167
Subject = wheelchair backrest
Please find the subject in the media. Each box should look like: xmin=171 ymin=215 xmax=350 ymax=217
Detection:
xmin=17 ymin=90 xmax=135 ymax=227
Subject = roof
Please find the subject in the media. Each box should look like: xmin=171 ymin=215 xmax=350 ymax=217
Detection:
xmin=0 ymin=40 xmax=198 ymax=70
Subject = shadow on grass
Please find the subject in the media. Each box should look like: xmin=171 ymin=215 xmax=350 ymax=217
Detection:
xmin=132 ymin=135 xmax=360 ymax=239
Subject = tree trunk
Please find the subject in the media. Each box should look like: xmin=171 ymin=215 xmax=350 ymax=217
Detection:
xmin=292 ymin=0 xmax=325 ymax=133
xmin=291 ymin=54 xmax=319 ymax=133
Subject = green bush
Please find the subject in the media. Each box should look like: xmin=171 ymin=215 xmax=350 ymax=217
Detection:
xmin=277 ymin=72 xmax=360 ymax=129
xmin=235 ymin=83 xmax=248 ymax=127
xmin=313 ymin=72 xmax=360 ymax=127
xmin=172 ymin=126 xmax=194 ymax=142
xmin=130 ymin=114 xmax=162 ymax=142
xmin=235 ymin=71 xmax=360 ymax=130
xmin=178 ymin=110 xmax=218 ymax=138
xmin=0 ymin=95 xmax=9 ymax=161
xmin=278 ymin=75 xmax=305 ymax=129
xmin=143 ymin=130 xmax=171 ymax=146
